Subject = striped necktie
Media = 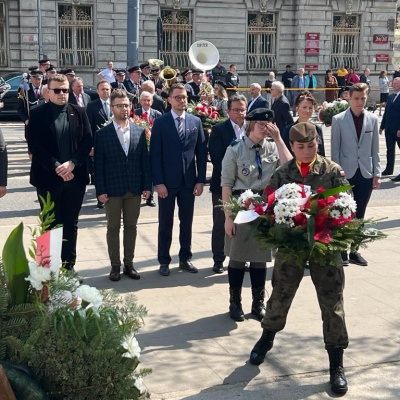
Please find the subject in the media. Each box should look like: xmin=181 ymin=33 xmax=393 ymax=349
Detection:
xmin=176 ymin=117 xmax=185 ymax=143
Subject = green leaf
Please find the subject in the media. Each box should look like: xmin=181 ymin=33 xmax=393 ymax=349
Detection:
xmin=306 ymin=214 xmax=315 ymax=253
xmin=313 ymin=185 xmax=353 ymax=199
xmin=2 ymin=223 xmax=29 ymax=305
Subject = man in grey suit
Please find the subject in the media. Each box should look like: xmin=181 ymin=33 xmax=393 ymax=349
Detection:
xmin=94 ymin=89 xmax=152 ymax=282
xmin=68 ymin=77 xmax=91 ymax=107
xmin=331 ymin=83 xmax=381 ymax=267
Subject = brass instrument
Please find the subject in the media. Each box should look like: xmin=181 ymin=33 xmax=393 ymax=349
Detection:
xmin=148 ymin=58 xmax=164 ymax=68
xmin=188 ymin=40 xmax=220 ymax=71
xmin=160 ymin=67 xmax=178 ymax=92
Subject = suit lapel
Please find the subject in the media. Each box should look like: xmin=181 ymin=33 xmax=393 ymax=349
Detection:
xmin=128 ymin=124 xmax=140 ymax=155
xmin=344 ymin=109 xmax=359 ymax=142
xmin=167 ymin=112 xmax=183 ymax=146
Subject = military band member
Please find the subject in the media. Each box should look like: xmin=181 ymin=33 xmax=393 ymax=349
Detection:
xmin=151 ymin=66 xmax=164 ymax=87
xmin=111 ymin=69 xmax=129 ymax=90
xmin=140 ymin=62 xmax=152 ymax=82
xmin=59 ymin=68 xmax=76 ymax=84
xmin=38 ymin=58 xmax=51 ymax=74
xmin=185 ymin=69 xmax=202 ymax=103
xmin=125 ymin=66 xmax=142 ymax=108
xmin=17 ymin=70 xmax=44 ymax=129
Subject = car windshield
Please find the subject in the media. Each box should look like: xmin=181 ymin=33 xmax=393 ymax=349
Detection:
xmin=1 ymin=74 xmax=23 ymax=90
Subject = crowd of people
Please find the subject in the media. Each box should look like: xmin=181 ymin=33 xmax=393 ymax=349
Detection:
xmin=4 ymin=56 xmax=399 ymax=396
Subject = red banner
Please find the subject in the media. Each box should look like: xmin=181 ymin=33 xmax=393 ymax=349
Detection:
xmin=375 ymin=54 xmax=390 ymax=62
xmin=305 ymin=64 xmax=318 ymax=71
xmin=373 ymin=34 xmax=389 ymax=44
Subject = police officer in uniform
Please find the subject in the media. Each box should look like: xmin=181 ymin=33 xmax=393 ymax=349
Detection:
xmin=249 ymin=122 xmax=350 ymax=395
xmin=140 ymin=62 xmax=151 ymax=82
xmin=125 ymin=66 xmax=142 ymax=108
xmin=221 ymin=108 xmax=292 ymax=322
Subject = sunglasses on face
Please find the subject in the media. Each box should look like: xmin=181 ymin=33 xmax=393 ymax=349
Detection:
xmin=49 ymin=88 xmax=69 ymax=94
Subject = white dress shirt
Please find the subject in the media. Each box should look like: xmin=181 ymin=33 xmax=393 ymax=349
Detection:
xmin=113 ymin=121 xmax=130 ymax=155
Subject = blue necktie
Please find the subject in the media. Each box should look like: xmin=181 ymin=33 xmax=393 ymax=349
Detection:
xmin=253 ymin=144 xmax=262 ymax=179
xmin=176 ymin=117 xmax=185 ymax=144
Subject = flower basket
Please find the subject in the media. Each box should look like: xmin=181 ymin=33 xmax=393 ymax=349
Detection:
xmin=186 ymin=101 xmax=226 ymax=131
xmin=318 ymin=100 xmax=349 ymax=127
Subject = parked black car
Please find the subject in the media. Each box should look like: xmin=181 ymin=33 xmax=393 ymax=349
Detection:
xmin=0 ymin=72 xmax=99 ymax=119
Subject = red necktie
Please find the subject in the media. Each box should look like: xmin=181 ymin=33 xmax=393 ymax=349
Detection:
xmin=142 ymin=111 xmax=148 ymax=120
xmin=76 ymin=95 xmax=83 ymax=107
xmin=35 ymin=89 xmax=40 ymax=98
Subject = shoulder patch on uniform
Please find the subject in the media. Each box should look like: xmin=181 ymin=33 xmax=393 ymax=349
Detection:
xmin=230 ymin=139 xmax=240 ymax=147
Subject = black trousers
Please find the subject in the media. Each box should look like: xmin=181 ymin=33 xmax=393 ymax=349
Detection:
xmin=384 ymin=129 xmax=400 ymax=174
xmin=157 ymin=184 xmax=195 ymax=265
xmin=211 ymin=192 xmax=225 ymax=263
xmin=348 ymin=168 xmax=373 ymax=219
xmin=37 ymin=181 xmax=86 ymax=269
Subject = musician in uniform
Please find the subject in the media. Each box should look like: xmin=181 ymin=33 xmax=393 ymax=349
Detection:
xmin=60 ymin=68 xmax=76 ymax=84
xmin=181 ymin=69 xmax=193 ymax=84
xmin=111 ymin=69 xmax=129 ymax=90
xmin=151 ymin=66 xmax=164 ymax=87
xmin=140 ymin=62 xmax=151 ymax=83
xmin=44 ymin=65 xmax=57 ymax=85
xmin=38 ymin=58 xmax=51 ymax=75
xmin=185 ymin=69 xmax=202 ymax=103
xmin=125 ymin=66 xmax=142 ymax=108
xmin=17 ymin=69 xmax=44 ymax=129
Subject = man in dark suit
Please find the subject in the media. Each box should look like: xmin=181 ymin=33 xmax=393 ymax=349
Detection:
xmin=111 ymin=69 xmax=129 ymax=90
xmin=0 ymin=128 xmax=7 ymax=198
xmin=141 ymin=80 xmax=166 ymax=114
xmin=86 ymin=80 xmax=112 ymax=207
xmin=27 ymin=74 xmax=92 ymax=272
xmin=225 ymin=64 xmax=240 ymax=97
xmin=208 ymin=94 xmax=248 ymax=274
xmin=185 ymin=69 xmax=202 ymax=103
xmin=125 ymin=66 xmax=142 ymax=108
xmin=247 ymin=83 xmax=269 ymax=112
xmin=68 ymin=77 xmax=91 ymax=107
xmin=379 ymin=77 xmax=400 ymax=179
xmin=270 ymin=81 xmax=294 ymax=134
xmin=95 ymin=89 xmax=152 ymax=282
xmin=150 ymin=83 xmax=207 ymax=276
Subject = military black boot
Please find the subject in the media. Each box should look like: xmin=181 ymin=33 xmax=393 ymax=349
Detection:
xmin=249 ymin=329 xmax=276 ymax=365
xmin=327 ymin=348 xmax=348 ymax=394
xmin=251 ymin=287 xmax=266 ymax=321
xmin=229 ymin=287 xmax=245 ymax=321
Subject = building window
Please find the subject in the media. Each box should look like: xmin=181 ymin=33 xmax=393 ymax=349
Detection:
xmin=247 ymin=13 xmax=277 ymax=71
xmin=160 ymin=9 xmax=192 ymax=69
xmin=331 ymin=14 xmax=360 ymax=70
xmin=58 ymin=5 xmax=94 ymax=67
xmin=0 ymin=2 xmax=7 ymax=66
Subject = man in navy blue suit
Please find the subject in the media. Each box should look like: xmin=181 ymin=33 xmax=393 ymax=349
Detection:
xmin=247 ymin=83 xmax=268 ymax=112
xmin=94 ymin=89 xmax=152 ymax=281
xmin=150 ymin=83 xmax=207 ymax=276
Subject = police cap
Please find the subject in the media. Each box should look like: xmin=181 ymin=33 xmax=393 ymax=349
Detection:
xmin=127 ymin=66 xmax=141 ymax=74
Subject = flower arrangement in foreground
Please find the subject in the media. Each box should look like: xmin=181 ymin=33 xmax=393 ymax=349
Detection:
xmin=224 ymin=184 xmax=387 ymax=267
xmin=0 ymin=194 xmax=150 ymax=399
xmin=318 ymin=100 xmax=349 ymax=126
xmin=186 ymin=101 xmax=226 ymax=130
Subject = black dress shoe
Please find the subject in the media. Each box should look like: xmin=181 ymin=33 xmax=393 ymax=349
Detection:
xmin=212 ymin=262 xmax=224 ymax=274
xmin=159 ymin=264 xmax=170 ymax=276
xmin=341 ymin=251 xmax=349 ymax=267
xmin=179 ymin=260 xmax=198 ymax=273
xmin=349 ymin=252 xmax=368 ymax=266
xmin=146 ymin=198 xmax=156 ymax=207
xmin=381 ymin=170 xmax=393 ymax=176
xmin=109 ymin=266 xmax=121 ymax=282
xmin=97 ymin=201 xmax=104 ymax=209
xmin=123 ymin=265 xmax=141 ymax=279
xmin=391 ymin=174 xmax=400 ymax=182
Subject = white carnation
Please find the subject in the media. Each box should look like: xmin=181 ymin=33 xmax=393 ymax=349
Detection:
xmin=329 ymin=209 xmax=341 ymax=219
xmin=25 ymin=261 xmax=52 ymax=291
xmin=238 ymin=189 xmax=259 ymax=205
xmin=122 ymin=333 xmax=141 ymax=359
xmin=134 ymin=375 xmax=146 ymax=394
xmin=74 ymin=285 xmax=103 ymax=309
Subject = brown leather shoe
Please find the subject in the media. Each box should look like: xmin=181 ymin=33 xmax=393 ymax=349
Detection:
xmin=123 ymin=264 xmax=141 ymax=280
xmin=109 ymin=266 xmax=121 ymax=282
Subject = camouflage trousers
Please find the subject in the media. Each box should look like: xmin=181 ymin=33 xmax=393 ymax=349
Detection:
xmin=261 ymin=251 xmax=349 ymax=349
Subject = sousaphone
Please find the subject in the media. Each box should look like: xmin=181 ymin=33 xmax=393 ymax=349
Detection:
xmin=188 ymin=40 xmax=220 ymax=71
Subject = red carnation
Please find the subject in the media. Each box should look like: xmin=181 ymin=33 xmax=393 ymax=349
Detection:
xmin=254 ymin=205 xmax=265 ymax=215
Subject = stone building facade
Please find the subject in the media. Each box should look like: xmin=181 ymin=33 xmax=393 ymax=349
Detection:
xmin=141 ymin=0 xmax=397 ymax=89
xmin=0 ymin=0 xmax=397 ymax=90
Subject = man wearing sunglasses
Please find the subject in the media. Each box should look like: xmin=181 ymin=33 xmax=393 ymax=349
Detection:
xmin=27 ymin=74 xmax=92 ymax=273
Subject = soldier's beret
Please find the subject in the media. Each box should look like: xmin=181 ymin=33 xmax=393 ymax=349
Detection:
xmin=38 ymin=58 xmax=50 ymax=64
xmin=289 ymin=122 xmax=317 ymax=142
xmin=128 ymin=66 xmax=141 ymax=73
xmin=192 ymin=69 xmax=203 ymax=75
xmin=140 ymin=62 xmax=150 ymax=69
xmin=181 ymin=69 xmax=192 ymax=77
xmin=245 ymin=108 xmax=274 ymax=122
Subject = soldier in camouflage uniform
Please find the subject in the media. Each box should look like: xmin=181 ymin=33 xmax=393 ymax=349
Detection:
xmin=249 ymin=122 xmax=350 ymax=395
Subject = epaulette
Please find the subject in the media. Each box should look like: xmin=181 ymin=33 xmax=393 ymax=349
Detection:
xmin=230 ymin=139 xmax=240 ymax=147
